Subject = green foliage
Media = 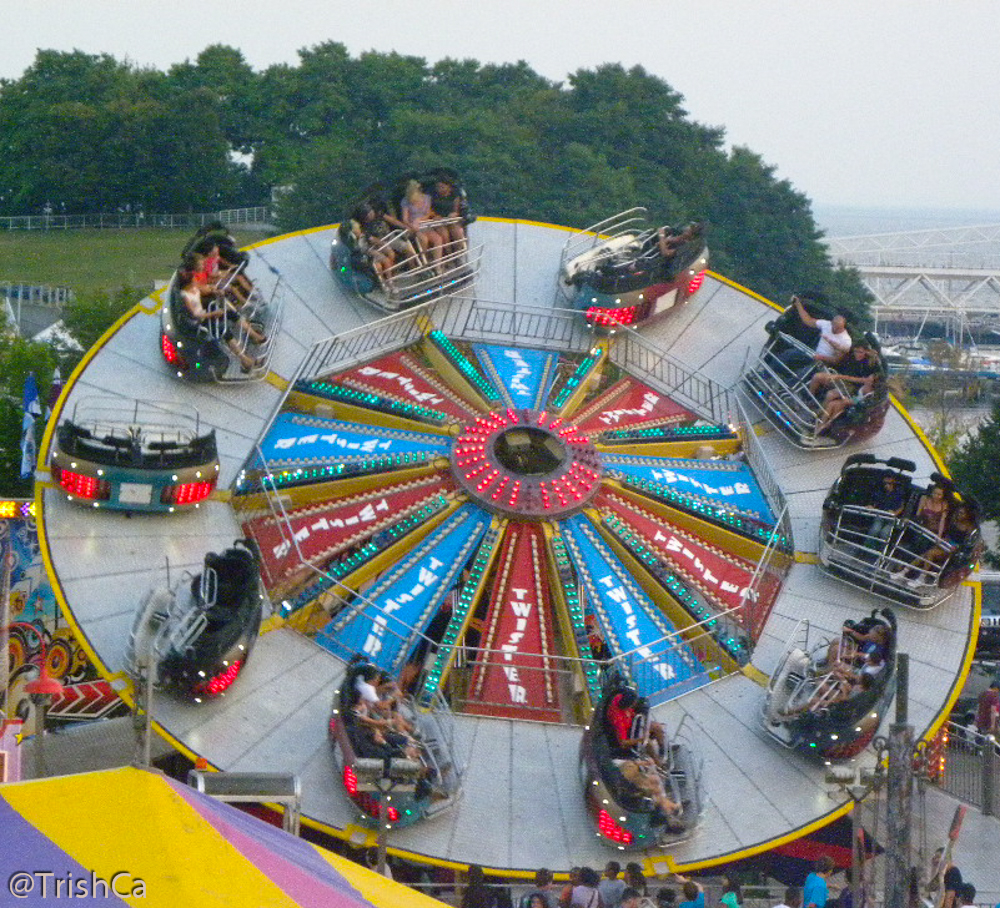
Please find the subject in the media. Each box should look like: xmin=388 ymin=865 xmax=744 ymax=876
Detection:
xmin=0 ymin=316 xmax=59 ymax=497
xmin=950 ymin=399 xmax=1000 ymax=527
xmin=0 ymin=45 xmax=873 ymax=321
xmin=62 ymin=285 xmax=145 ymax=356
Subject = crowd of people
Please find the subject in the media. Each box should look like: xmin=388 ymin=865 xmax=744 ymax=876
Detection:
xmin=839 ymin=469 xmax=980 ymax=589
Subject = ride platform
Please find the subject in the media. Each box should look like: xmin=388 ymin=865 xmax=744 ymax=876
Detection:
xmin=37 ymin=219 xmax=976 ymax=874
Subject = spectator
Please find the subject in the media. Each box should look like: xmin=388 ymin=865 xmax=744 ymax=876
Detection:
xmin=976 ymin=681 xmax=1000 ymax=737
xmin=463 ymin=865 xmax=496 ymax=908
xmin=624 ymin=865 xmax=648 ymax=899
xmin=657 ymin=889 xmax=677 ymax=908
xmin=599 ymin=862 xmax=627 ymax=908
xmin=719 ymin=876 xmax=742 ymax=908
xmin=677 ymin=879 xmax=704 ymax=908
xmin=941 ymin=861 xmax=963 ymax=908
xmin=803 ymin=857 xmax=835 ymax=908
xmin=571 ymin=867 xmax=601 ymax=908
xmin=560 ymin=869 xmax=582 ymax=908
xmin=774 ymin=889 xmax=803 ymax=908
xmin=622 ymin=890 xmax=643 ymax=908
xmin=520 ymin=869 xmax=559 ymax=908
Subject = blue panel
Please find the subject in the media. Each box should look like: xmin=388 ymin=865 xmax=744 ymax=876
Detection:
xmin=473 ymin=345 xmax=558 ymax=410
xmin=317 ymin=504 xmax=491 ymax=673
xmin=603 ymin=456 xmax=774 ymax=523
xmin=561 ymin=515 xmax=710 ymax=704
xmin=260 ymin=413 xmax=450 ymax=465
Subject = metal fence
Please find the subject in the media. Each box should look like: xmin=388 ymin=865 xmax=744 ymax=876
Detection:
xmin=0 ymin=206 xmax=273 ymax=232
xmin=933 ymin=721 xmax=1000 ymax=816
xmin=0 ymin=282 xmax=74 ymax=307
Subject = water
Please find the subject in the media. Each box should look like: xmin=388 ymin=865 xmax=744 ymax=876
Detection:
xmin=813 ymin=204 xmax=1000 ymax=238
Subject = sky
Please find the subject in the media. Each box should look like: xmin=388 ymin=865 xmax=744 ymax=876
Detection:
xmin=4 ymin=0 xmax=1000 ymax=215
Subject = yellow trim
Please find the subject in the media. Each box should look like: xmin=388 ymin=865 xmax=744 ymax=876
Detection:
xmin=593 ymin=436 xmax=742 ymax=460
xmin=38 ymin=302 xmax=149 ymax=463
xmin=265 ymin=371 xmax=289 ymax=391
xmin=246 ymin=222 xmax=334 ymax=248
xmin=741 ymin=663 xmax=770 ymax=686
xmin=796 ymin=552 xmax=819 ymax=564
xmin=211 ymin=488 xmax=232 ymax=503
xmin=888 ymin=392 xmax=951 ymax=476
xmin=707 ymin=270 xmax=784 ymax=313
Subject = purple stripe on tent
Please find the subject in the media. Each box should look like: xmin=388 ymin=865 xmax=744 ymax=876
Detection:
xmin=167 ymin=780 xmax=372 ymax=908
xmin=0 ymin=798 xmax=130 ymax=907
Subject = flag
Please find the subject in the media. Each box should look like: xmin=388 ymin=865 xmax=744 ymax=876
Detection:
xmin=46 ymin=366 xmax=63 ymax=417
xmin=19 ymin=373 xmax=41 ymax=480
xmin=22 ymin=372 xmax=41 ymax=418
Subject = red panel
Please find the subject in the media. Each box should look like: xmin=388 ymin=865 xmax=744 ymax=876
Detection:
xmin=328 ymin=350 xmax=480 ymax=422
xmin=243 ymin=475 xmax=455 ymax=587
xmin=465 ymin=524 xmax=562 ymax=722
xmin=572 ymin=377 xmax=696 ymax=435
xmin=596 ymin=490 xmax=757 ymax=613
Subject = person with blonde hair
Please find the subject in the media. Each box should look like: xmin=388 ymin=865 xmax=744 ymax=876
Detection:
xmin=401 ymin=179 xmax=445 ymax=272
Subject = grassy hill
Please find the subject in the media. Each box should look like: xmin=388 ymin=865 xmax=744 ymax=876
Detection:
xmin=0 ymin=228 xmax=272 ymax=296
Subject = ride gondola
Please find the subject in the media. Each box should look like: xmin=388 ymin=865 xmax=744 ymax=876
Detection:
xmin=126 ymin=538 xmax=264 ymax=701
xmin=557 ymin=208 xmax=708 ymax=328
xmin=819 ymin=455 xmax=982 ymax=609
xmin=49 ymin=397 xmax=220 ymax=512
xmin=741 ymin=294 xmax=889 ymax=448
xmin=330 ymin=169 xmax=482 ymax=312
xmin=159 ymin=227 xmax=283 ymax=382
xmin=579 ymin=674 xmax=703 ymax=850
xmin=327 ymin=657 xmax=462 ymax=829
xmin=762 ymin=609 xmax=897 ymax=761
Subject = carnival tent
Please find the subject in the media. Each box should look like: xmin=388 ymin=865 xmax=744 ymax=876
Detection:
xmin=0 ymin=765 xmax=447 ymax=907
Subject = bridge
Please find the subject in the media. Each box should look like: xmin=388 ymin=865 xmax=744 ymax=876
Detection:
xmin=826 ymin=224 xmax=1000 ymax=340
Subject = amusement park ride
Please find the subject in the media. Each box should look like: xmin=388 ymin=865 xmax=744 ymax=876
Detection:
xmin=32 ymin=186 xmax=979 ymax=872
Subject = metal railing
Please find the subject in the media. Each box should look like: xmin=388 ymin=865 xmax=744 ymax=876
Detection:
xmin=0 ymin=282 xmax=74 ymax=307
xmin=609 ymin=327 xmax=732 ymax=425
xmin=0 ymin=206 xmax=273 ymax=232
xmin=933 ymin=721 xmax=1000 ymax=816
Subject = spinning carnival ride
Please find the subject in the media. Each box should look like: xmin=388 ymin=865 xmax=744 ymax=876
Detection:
xmin=35 ymin=218 xmax=977 ymax=873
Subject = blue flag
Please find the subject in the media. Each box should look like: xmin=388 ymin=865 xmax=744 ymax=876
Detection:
xmin=20 ymin=373 xmax=41 ymax=480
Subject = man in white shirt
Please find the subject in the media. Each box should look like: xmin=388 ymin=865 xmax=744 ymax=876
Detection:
xmin=599 ymin=862 xmax=627 ymax=908
xmin=774 ymin=294 xmax=852 ymax=378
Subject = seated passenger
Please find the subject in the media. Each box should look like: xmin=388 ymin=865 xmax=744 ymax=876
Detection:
xmin=781 ymin=671 xmax=874 ymax=717
xmin=193 ymin=238 xmax=251 ymax=306
xmin=427 ymin=177 xmax=466 ymax=252
xmin=656 ymin=222 xmax=704 ymax=261
xmin=617 ymin=758 xmax=684 ymax=828
xmin=606 ymin=690 xmax=668 ymax=762
xmin=809 ymin=345 xmax=881 ymax=432
xmin=889 ymin=484 xmax=951 ymax=582
xmin=177 ymin=263 xmax=263 ymax=373
xmin=772 ymin=294 xmax=852 ymax=379
xmin=401 ymin=179 xmax=445 ymax=272
xmin=866 ymin=472 xmax=907 ymax=543
xmin=908 ymin=502 xmax=978 ymax=574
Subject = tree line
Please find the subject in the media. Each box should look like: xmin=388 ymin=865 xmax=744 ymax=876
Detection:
xmin=1 ymin=44 xmax=870 ymax=320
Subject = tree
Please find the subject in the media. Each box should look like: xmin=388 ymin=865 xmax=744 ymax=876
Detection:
xmin=62 ymin=286 xmax=145 ymax=356
xmin=0 ymin=316 xmax=59 ymax=497
xmin=949 ymin=400 xmax=1000 ymax=541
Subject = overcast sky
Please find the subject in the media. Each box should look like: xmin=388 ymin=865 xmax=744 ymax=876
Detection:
xmin=5 ymin=0 xmax=1000 ymax=214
